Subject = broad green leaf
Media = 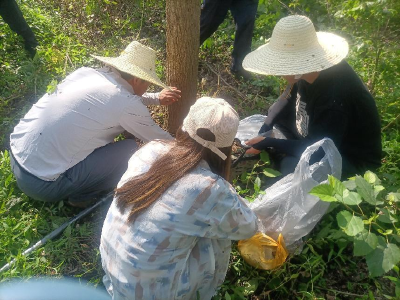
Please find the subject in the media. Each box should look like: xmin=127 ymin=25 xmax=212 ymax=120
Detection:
xmin=355 ymin=176 xmax=376 ymax=205
xmin=243 ymin=279 xmax=258 ymax=296
xmin=366 ymin=243 xmax=400 ymax=277
xmin=374 ymin=185 xmax=385 ymax=197
xmin=336 ymin=211 xmax=364 ymax=236
xmin=377 ymin=208 xmax=398 ymax=224
xmin=328 ymin=175 xmax=345 ymax=196
xmin=260 ymin=151 xmax=270 ymax=163
xmin=343 ymin=179 xmax=357 ymax=190
xmin=364 ymin=171 xmax=379 ymax=184
xmin=387 ymin=193 xmax=400 ymax=203
xmin=262 ymin=168 xmax=281 ymax=177
xmin=225 ymin=292 xmax=232 ymax=300
xmin=310 ymin=184 xmax=337 ymax=202
xmin=353 ymin=230 xmax=378 ymax=256
xmin=342 ymin=191 xmax=362 ymax=205
xmin=392 ymin=235 xmax=400 ymax=244
xmin=365 ymin=236 xmax=386 ymax=277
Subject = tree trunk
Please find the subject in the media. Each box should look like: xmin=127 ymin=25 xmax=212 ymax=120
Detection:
xmin=165 ymin=0 xmax=200 ymax=133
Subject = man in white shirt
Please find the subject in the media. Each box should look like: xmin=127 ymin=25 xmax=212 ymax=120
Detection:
xmin=9 ymin=41 xmax=180 ymax=205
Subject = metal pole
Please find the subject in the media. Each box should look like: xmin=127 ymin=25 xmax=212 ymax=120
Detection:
xmin=0 ymin=194 xmax=112 ymax=274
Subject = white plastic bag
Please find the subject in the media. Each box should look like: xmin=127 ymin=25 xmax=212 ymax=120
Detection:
xmin=235 ymin=114 xmax=286 ymax=146
xmin=248 ymin=138 xmax=342 ymax=250
xmin=235 ymin=114 xmax=266 ymax=143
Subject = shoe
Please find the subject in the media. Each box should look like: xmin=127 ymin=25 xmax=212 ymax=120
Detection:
xmin=25 ymin=46 xmax=36 ymax=58
xmin=230 ymin=65 xmax=253 ymax=81
xmin=24 ymin=40 xmax=38 ymax=59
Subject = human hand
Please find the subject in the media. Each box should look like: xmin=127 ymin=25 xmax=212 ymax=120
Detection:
xmin=245 ymin=136 xmax=265 ymax=155
xmin=159 ymin=87 xmax=181 ymax=105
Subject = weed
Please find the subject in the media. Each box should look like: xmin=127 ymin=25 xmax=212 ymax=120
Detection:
xmin=0 ymin=0 xmax=399 ymax=298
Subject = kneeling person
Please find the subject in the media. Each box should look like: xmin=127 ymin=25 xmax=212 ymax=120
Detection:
xmin=10 ymin=41 xmax=180 ymax=205
xmin=243 ymin=15 xmax=381 ymax=179
xmin=100 ymin=97 xmax=258 ymax=299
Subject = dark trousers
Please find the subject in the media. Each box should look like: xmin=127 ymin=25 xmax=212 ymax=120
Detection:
xmin=200 ymin=0 xmax=258 ymax=70
xmin=0 ymin=0 xmax=38 ymax=48
xmin=10 ymin=140 xmax=137 ymax=203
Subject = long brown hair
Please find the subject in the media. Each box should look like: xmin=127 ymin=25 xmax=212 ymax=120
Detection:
xmin=116 ymin=127 xmax=232 ymax=222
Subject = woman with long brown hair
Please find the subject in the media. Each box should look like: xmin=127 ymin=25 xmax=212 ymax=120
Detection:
xmin=100 ymin=97 xmax=257 ymax=300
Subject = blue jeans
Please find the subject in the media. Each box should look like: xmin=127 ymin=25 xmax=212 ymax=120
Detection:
xmin=10 ymin=139 xmax=137 ymax=203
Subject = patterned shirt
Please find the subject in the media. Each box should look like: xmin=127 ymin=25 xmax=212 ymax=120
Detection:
xmin=100 ymin=141 xmax=258 ymax=300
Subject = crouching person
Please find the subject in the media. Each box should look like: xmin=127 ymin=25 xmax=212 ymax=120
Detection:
xmin=100 ymin=97 xmax=258 ymax=300
xmin=9 ymin=41 xmax=180 ymax=205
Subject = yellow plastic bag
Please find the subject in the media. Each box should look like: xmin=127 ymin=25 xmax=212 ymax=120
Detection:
xmin=238 ymin=233 xmax=288 ymax=270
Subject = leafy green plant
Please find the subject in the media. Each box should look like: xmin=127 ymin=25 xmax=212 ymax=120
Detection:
xmin=233 ymin=151 xmax=281 ymax=202
xmin=310 ymin=171 xmax=400 ymax=277
xmin=1 ymin=0 xmax=400 ymax=298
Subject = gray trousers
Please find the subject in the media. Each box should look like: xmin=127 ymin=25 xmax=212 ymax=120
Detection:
xmin=10 ymin=139 xmax=137 ymax=203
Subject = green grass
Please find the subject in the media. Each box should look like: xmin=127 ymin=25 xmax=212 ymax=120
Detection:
xmin=1 ymin=0 xmax=399 ymax=298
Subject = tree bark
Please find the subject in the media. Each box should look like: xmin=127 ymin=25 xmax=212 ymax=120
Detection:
xmin=165 ymin=0 xmax=200 ymax=133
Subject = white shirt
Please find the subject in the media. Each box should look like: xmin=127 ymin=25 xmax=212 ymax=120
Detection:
xmin=10 ymin=67 xmax=172 ymax=181
xmin=100 ymin=141 xmax=257 ymax=300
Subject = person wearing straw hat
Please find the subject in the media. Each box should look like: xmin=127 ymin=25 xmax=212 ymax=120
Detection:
xmin=242 ymin=15 xmax=381 ymax=179
xmin=9 ymin=41 xmax=181 ymax=205
xmin=100 ymin=97 xmax=257 ymax=300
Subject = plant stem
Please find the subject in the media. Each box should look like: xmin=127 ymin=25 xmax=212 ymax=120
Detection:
xmin=382 ymin=113 xmax=400 ymax=132
xmin=315 ymin=286 xmax=365 ymax=297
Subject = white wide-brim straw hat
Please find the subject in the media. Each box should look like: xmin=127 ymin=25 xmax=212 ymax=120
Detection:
xmin=92 ymin=41 xmax=166 ymax=88
xmin=182 ymin=97 xmax=239 ymax=160
xmin=243 ymin=15 xmax=349 ymax=76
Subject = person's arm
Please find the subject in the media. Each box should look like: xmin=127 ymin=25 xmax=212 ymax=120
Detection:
xmin=259 ymin=84 xmax=295 ymax=134
xmin=119 ymin=97 xmax=173 ymax=142
xmin=249 ymin=108 xmax=349 ymax=157
xmin=193 ymin=179 xmax=258 ymax=240
xmin=141 ymin=92 xmax=160 ymax=106
xmin=141 ymin=87 xmax=181 ymax=106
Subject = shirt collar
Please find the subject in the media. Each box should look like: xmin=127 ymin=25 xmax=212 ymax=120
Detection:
xmin=100 ymin=66 xmax=136 ymax=95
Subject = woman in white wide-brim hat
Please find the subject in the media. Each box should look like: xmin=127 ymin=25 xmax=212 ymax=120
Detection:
xmin=243 ymin=15 xmax=381 ymax=180
xmin=9 ymin=41 xmax=181 ymax=206
xmin=100 ymin=97 xmax=257 ymax=300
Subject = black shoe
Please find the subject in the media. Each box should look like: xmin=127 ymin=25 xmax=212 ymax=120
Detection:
xmin=24 ymin=41 xmax=38 ymax=59
xmin=230 ymin=65 xmax=253 ymax=81
xmin=25 ymin=46 xmax=36 ymax=58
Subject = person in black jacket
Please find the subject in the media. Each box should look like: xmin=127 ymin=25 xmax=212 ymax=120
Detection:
xmin=0 ymin=0 xmax=38 ymax=57
xmin=242 ymin=15 xmax=382 ymax=179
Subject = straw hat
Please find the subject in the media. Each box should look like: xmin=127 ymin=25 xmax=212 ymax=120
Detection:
xmin=92 ymin=41 xmax=166 ymax=88
xmin=243 ymin=15 xmax=349 ymax=76
xmin=182 ymin=97 xmax=239 ymax=160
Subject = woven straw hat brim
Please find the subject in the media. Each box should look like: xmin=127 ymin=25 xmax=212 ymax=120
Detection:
xmin=91 ymin=55 xmax=166 ymax=88
xmin=243 ymin=32 xmax=349 ymax=76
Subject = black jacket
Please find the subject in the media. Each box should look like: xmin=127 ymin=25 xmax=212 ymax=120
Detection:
xmin=254 ymin=60 xmax=382 ymax=178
